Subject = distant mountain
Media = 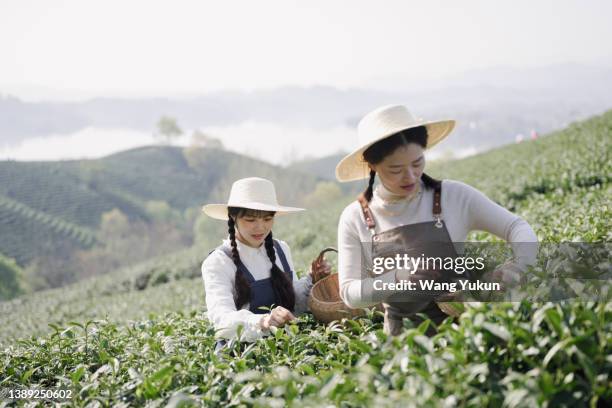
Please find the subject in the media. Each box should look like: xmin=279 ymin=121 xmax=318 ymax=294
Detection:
xmin=2 ymin=63 xmax=612 ymax=156
xmin=287 ymin=153 xmax=347 ymax=180
xmin=286 ymin=152 xmax=367 ymax=197
xmin=0 ymin=146 xmax=321 ymax=267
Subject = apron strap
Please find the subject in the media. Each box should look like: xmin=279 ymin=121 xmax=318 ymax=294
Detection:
xmin=432 ymin=180 xmax=444 ymax=228
xmin=215 ymin=245 xmax=257 ymax=283
xmin=433 ymin=182 xmax=442 ymax=215
xmin=272 ymin=239 xmax=294 ymax=280
xmin=357 ymin=193 xmax=377 ymax=234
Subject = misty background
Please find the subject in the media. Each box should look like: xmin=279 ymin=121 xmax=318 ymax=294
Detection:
xmin=2 ymin=63 xmax=612 ymax=165
xmin=2 ymin=0 xmax=612 ymax=165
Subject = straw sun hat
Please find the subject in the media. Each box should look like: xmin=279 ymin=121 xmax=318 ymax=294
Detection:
xmin=335 ymin=105 xmax=456 ymax=182
xmin=202 ymin=177 xmax=304 ymax=220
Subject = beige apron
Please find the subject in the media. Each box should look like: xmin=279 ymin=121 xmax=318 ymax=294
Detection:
xmin=358 ymin=180 xmax=460 ymax=336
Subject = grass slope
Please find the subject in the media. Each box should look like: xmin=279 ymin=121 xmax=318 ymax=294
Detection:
xmin=0 ymin=146 xmax=321 ymax=266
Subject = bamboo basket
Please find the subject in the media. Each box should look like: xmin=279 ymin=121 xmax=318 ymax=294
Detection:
xmin=309 ymin=273 xmax=380 ymax=323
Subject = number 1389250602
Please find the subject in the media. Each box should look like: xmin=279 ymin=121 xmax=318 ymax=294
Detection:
xmin=1 ymin=387 xmax=73 ymax=401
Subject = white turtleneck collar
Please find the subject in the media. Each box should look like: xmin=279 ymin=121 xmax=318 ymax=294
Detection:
xmin=222 ymin=237 xmax=267 ymax=258
xmin=373 ymin=179 xmax=424 ymax=205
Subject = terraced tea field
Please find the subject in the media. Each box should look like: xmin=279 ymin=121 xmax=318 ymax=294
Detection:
xmin=0 ymin=111 xmax=610 ymax=406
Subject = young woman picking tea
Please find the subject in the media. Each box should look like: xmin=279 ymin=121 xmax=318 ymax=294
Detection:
xmin=335 ymin=105 xmax=539 ymax=335
xmin=201 ymin=177 xmax=331 ymax=346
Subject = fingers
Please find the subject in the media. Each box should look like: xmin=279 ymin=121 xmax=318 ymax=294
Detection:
xmin=310 ymin=259 xmax=332 ymax=283
xmin=275 ymin=306 xmax=295 ymax=321
xmin=260 ymin=315 xmax=271 ymax=330
xmin=269 ymin=306 xmax=295 ymax=327
xmin=317 ymin=266 xmax=331 ymax=281
xmin=269 ymin=315 xmax=284 ymax=327
xmin=261 ymin=306 xmax=297 ymax=330
xmin=315 ymin=261 xmax=332 ymax=274
xmin=311 ymin=247 xmax=337 ymax=281
xmin=266 ymin=313 xmax=285 ymax=328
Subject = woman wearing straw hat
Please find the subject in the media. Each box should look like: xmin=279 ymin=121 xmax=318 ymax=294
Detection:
xmin=201 ymin=177 xmax=331 ymax=346
xmin=335 ymin=105 xmax=538 ymax=336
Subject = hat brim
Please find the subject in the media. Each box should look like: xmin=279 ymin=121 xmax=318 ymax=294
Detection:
xmin=202 ymin=202 xmax=305 ymax=220
xmin=335 ymin=119 xmax=456 ymax=182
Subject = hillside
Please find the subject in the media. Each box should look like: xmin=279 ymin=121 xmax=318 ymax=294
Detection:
xmin=0 ymin=111 xmax=610 ymax=406
xmin=0 ymin=146 xmax=321 ymax=292
xmin=287 ymin=152 xmax=346 ymax=180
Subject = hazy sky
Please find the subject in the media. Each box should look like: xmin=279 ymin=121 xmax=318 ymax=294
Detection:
xmin=2 ymin=0 xmax=612 ymax=100
xmin=1 ymin=0 xmax=611 ymax=163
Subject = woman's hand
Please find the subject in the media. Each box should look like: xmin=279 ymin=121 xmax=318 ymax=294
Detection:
xmin=309 ymin=257 xmax=332 ymax=284
xmin=309 ymin=247 xmax=336 ymax=284
xmin=259 ymin=306 xmax=296 ymax=330
xmin=485 ymin=261 xmax=524 ymax=289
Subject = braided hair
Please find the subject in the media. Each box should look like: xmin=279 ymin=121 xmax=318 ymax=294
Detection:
xmin=361 ymin=126 xmax=440 ymax=202
xmin=227 ymin=207 xmax=295 ymax=311
xmin=263 ymin=232 xmax=296 ymax=311
xmin=363 ymin=169 xmax=376 ymax=202
xmin=227 ymin=214 xmax=251 ymax=310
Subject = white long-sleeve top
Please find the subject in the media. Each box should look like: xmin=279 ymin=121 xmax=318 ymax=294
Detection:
xmin=338 ymin=179 xmax=539 ymax=308
xmin=201 ymin=238 xmax=313 ymax=342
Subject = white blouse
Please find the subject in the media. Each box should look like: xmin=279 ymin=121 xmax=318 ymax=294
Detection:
xmin=338 ymin=179 xmax=539 ymax=308
xmin=201 ymin=238 xmax=312 ymax=342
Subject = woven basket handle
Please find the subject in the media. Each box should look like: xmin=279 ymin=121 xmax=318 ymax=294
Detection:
xmin=317 ymin=247 xmax=338 ymax=259
xmin=311 ymin=247 xmax=337 ymax=283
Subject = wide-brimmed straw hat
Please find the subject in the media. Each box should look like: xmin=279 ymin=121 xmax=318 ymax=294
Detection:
xmin=335 ymin=105 xmax=456 ymax=182
xmin=202 ymin=177 xmax=305 ymax=220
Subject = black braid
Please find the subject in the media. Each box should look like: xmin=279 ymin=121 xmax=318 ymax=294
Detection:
xmin=227 ymin=216 xmax=251 ymax=309
xmin=421 ymin=173 xmax=441 ymax=190
xmin=264 ymin=232 xmax=296 ymax=311
xmin=363 ymin=169 xmax=376 ymax=202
